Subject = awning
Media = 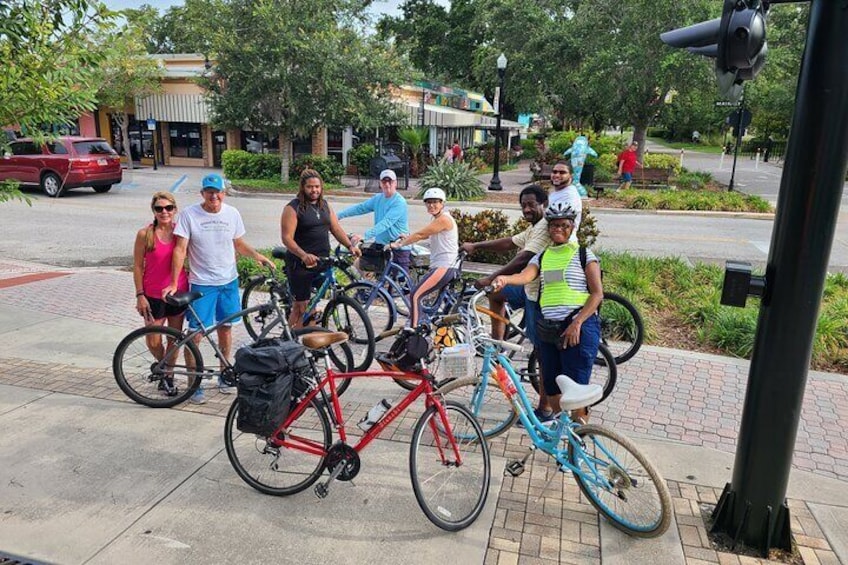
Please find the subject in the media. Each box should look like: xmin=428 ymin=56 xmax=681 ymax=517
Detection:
xmin=135 ymin=94 xmax=210 ymax=124
xmin=404 ymin=102 xmax=521 ymax=130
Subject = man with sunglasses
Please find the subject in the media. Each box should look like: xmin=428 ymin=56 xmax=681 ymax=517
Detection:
xmin=547 ymin=161 xmax=581 ymax=243
xmin=164 ymin=173 xmax=274 ymax=404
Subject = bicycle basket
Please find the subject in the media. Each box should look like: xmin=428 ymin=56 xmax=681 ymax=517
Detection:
xmin=359 ymin=242 xmax=387 ymax=273
xmin=439 ymin=343 xmax=475 ymax=380
xmin=410 ymin=244 xmax=430 ymax=268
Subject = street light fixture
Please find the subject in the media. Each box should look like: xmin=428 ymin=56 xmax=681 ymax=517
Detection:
xmin=488 ymin=53 xmax=507 ymax=191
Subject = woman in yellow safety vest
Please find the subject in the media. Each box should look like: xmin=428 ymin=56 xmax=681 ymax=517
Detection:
xmin=492 ymin=202 xmax=603 ymax=423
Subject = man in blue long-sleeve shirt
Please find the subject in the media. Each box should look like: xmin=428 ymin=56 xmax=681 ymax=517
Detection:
xmin=338 ymin=169 xmax=411 ymax=272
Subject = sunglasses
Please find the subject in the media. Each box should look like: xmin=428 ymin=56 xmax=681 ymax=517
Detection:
xmin=552 ymin=170 xmax=570 ymax=174
xmin=153 ymin=205 xmax=176 ymax=213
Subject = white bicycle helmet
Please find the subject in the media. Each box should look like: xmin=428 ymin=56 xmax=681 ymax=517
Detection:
xmin=545 ymin=201 xmax=577 ymax=221
xmin=422 ymin=187 xmax=446 ymax=202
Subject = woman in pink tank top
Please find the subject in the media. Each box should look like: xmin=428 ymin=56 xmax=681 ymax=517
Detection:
xmin=132 ymin=192 xmax=189 ymax=334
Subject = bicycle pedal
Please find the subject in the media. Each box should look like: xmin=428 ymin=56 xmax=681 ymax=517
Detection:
xmin=314 ymin=483 xmax=329 ymax=499
xmin=504 ymin=461 xmax=525 ymax=477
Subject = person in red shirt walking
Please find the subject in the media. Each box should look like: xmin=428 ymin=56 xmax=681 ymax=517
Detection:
xmin=617 ymin=141 xmax=642 ymax=191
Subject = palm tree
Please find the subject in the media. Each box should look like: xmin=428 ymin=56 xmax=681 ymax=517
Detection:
xmin=397 ymin=126 xmax=429 ymax=177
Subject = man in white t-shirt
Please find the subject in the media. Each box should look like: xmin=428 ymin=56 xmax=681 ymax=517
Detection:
xmin=164 ymin=173 xmax=273 ymax=404
xmin=547 ymin=161 xmax=581 ymax=244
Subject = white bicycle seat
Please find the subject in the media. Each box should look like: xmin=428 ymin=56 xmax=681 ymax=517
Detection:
xmin=556 ymin=375 xmax=603 ymax=411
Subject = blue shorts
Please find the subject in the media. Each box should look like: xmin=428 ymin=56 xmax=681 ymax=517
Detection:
xmin=621 ymin=172 xmax=633 ymax=182
xmin=537 ymin=313 xmax=601 ymax=395
xmin=501 ymin=286 xmax=540 ymax=345
xmin=187 ymin=279 xmax=241 ymax=330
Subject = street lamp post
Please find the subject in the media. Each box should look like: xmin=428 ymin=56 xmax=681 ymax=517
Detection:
xmin=488 ymin=53 xmax=507 ymax=191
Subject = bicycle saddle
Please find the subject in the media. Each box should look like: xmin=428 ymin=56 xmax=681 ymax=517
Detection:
xmin=165 ymin=291 xmax=203 ymax=307
xmin=556 ymin=375 xmax=603 ymax=411
xmin=300 ymin=331 xmax=348 ymax=350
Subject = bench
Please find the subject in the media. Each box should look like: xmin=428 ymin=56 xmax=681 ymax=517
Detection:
xmin=530 ymin=162 xmax=554 ymax=182
xmin=631 ymin=167 xmax=672 ymax=189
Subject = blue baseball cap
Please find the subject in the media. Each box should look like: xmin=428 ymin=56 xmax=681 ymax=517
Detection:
xmin=202 ymin=173 xmax=225 ymax=191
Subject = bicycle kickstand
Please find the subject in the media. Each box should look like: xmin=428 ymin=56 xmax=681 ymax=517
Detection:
xmin=314 ymin=458 xmax=348 ymax=499
xmin=504 ymin=446 xmax=535 ymax=478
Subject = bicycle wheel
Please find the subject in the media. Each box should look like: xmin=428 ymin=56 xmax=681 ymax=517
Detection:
xmin=409 ymin=401 xmax=490 ymax=531
xmin=599 ymin=292 xmax=644 ymax=365
xmin=436 ymin=376 xmax=518 ymax=439
xmin=569 ymin=424 xmax=671 ymax=538
xmin=224 ymin=396 xmax=331 ymax=496
xmin=322 ymin=294 xmax=375 ymax=372
xmin=242 ymin=276 xmax=287 ymax=340
xmin=525 ymin=343 xmax=617 ymax=406
xmin=343 ymin=282 xmax=396 ymax=333
xmin=113 ymin=326 xmax=203 ymax=408
xmin=292 ymin=326 xmax=354 ymax=397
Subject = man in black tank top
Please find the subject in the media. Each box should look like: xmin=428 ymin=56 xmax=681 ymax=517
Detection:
xmin=280 ymin=169 xmax=360 ymax=328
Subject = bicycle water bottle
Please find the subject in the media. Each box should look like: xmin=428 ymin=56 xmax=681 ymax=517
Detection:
xmin=357 ymin=399 xmax=393 ymax=431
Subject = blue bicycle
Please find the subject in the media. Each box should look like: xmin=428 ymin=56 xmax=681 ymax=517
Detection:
xmin=241 ymin=247 xmax=375 ymax=372
xmin=437 ymin=289 xmax=672 ymax=538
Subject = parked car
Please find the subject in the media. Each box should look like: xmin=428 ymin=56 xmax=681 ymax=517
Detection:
xmin=0 ymin=136 xmax=122 ymax=197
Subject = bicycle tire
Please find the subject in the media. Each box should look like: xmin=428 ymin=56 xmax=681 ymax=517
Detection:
xmin=600 ymin=292 xmax=644 ymax=365
xmin=292 ymin=326 xmax=354 ymax=397
xmin=568 ymin=424 xmax=671 ymax=538
xmin=113 ymin=326 xmax=203 ymax=408
xmin=436 ymin=376 xmax=518 ymax=439
xmin=242 ymin=276 xmax=288 ymax=340
xmin=343 ymin=281 xmax=397 ymax=333
xmin=525 ymin=343 xmax=617 ymax=406
xmin=225 ymin=396 xmax=331 ymax=496
xmin=321 ymin=294 xmax=375 ymax=372
xmin=409 ymin=401 xmax=490 ymax=531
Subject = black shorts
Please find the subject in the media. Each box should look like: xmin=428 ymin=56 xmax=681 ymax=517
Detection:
xmin=146 ymin=295 xmax=187 ymax=320
xmin=285 ymin=254 xmax=322 ymax=301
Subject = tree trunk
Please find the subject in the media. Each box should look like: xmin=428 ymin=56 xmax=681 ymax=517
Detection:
xmin=114 ymin=112 xmax=133 ymax=169
xmin=279 ymin=130 xmax=291 ymax=183
xmin=632 ymin=122 xmax=648 ymax=162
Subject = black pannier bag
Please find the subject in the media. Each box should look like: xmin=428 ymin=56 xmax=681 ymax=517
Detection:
xmin=386 ymin=331 xmax=430 ymax=370
xmin=234 ymin=340 xmax=312 ymax=435
xmin=359 ymin=242 xmax=387 ymax=273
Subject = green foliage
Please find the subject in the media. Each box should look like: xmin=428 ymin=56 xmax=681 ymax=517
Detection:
xmin=673 ymin=170 xmax=713 ymax=191
xmin=417 ymin=161 xmax=485 ymax=201
xmin=577 ymin=206 xmax=599 ymax=248
xmin=611 ymin=189 xmax=772 ymax=213
xmin=0 ymin=0 xmax=115 ymax=146
xmin=348 ymin=143 xmax=376 ymax=174
xmin=290 ymin=155 xmax=345 ymax=184
xmin=398 ymin=126 xmax=429 ymax=177
xmin=519 ymin=138 xmax=538 ymax=160
xmin=0 ymin=179 xmax=32 ymax=206
xmin=643 ymin=153 xmax=682 ymax=174
xmin=222 ymin=150 xmax=281 ymax=180
xmin=237 ymin=248 xmax=286 ymax=285
xmin=450 ymin=209 xmax=524 ymax=264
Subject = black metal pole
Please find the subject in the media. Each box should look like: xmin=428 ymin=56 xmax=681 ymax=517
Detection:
xmin=712 ymin=0 xmax=848 ymax=554
xmin=729 ymin=96 xmax=744 ymax=192
xmin=488 ymin=69 xmax=505 ymax=191
xmin=419 ymin=88 xmax=426 ymax=128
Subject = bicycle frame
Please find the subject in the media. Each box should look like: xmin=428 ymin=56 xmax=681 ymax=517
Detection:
xmin=274 ymin=362 xmax=466 ymax=463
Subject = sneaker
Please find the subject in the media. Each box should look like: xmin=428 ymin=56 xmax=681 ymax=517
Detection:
xmin=516 ymin=407 xmax=554 ymax=428
xmin=189 ymin=389 xmax=207 ymax=405
xmin=217 ymin=376 xmax=234 ymax=395
xmin=157 ymin=377 xmax=179 ymax=398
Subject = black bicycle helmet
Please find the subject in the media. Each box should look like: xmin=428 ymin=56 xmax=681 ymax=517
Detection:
xmin=544 ymin=201 xmax=578 ymax=221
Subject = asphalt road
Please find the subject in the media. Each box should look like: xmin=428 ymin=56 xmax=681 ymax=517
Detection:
xmin=5 ymin=165 xmax=848 ymax=271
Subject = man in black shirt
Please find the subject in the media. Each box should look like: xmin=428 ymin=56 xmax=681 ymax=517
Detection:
xmin=280 ymin=168 xmax=360 ymax=328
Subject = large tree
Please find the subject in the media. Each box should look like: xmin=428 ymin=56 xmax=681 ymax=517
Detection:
xmin=94 ymin=23 xmax=164 ymax=167
xmin=0 ymin=0 xmax=115 ymax=202
xmin=124 ymin=1 xmax=218 ymax=55
xmin=205 ymin=0 xmax=409 ymax=181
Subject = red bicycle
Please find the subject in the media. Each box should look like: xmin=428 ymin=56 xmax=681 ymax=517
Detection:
xmin=223 ymin=327 xmax=491 ymax=531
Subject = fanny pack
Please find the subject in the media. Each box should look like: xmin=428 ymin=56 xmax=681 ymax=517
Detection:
xmin=536 ymin=309 xmax=581 ymax=348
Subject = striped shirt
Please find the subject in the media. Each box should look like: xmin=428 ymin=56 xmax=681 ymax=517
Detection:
xmin=530 ymin=246 xmax=599 ymax=320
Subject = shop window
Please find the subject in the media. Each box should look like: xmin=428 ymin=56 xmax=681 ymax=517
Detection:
xmin=170 ymin=122 xmax=203 ymax=159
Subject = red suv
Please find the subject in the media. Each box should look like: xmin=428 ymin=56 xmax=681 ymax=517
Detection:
xmin=0 ymin=136 xmax=122 ymax=197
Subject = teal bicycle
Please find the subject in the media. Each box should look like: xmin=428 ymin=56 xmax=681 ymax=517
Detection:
xmin=438 ymin=289 xmax=672 ymax=537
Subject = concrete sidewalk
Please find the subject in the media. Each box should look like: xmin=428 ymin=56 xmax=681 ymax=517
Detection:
xmin=0 ymin=259 xmax=846 ymax=564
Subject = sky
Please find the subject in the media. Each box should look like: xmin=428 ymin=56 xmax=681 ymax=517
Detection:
xmin=102 ymin=0 xmax=416 ymax=19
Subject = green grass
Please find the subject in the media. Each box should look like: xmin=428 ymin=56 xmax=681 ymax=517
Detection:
xmin=596 ymin=251 xmax=848 ymax=373
xmin=609 ymin=189 xmax=773 ymax=213
xmin=476 ymin=162 xmax=519 ymax=175
xmin=647 ymin=137 xmax=725 ymax=154
xmin=231 ymin=178 xmax=345 ymax=192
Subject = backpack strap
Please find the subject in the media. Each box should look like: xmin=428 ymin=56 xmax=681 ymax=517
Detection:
xmin=579 ymin=246 xmax=587 ymax=270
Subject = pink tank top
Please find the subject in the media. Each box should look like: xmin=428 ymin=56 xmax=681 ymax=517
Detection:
xmin=142 ymin=227 xmax=188 ymax=297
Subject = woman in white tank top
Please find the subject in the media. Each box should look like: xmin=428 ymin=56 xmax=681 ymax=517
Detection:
xmin=389 ymin=188 xmax=458 ymax=326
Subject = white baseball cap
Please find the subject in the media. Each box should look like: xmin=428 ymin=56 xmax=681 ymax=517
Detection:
xmin=379 ymin=169 xmax=397 ymax=181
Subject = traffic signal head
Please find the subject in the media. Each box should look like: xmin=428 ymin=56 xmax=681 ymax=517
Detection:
xmin=661 ymin=0 xmax=769 ymax=100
